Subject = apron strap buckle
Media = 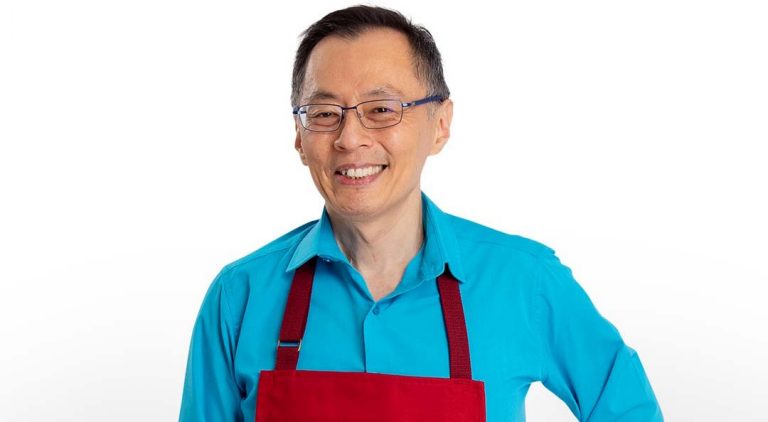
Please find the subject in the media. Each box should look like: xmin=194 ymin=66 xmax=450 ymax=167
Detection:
xmin=277 ymin=339 xmax=302 ymax=352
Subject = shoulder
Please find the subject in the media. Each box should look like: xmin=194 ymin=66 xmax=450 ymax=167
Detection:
xmin=439 ymin=212 xmax=567 ymax=290
xmin=209 ymin=220 xmax=316 ymax=299
xmin=199 ymin=220 xmax=317 ymax=328
xmin=443 ymin=214 xmax=590 ymax=313
xmin=445 ymin=212 xmax=556 ymax=260
xmin=220 ymin=220 xmax=316 ymax=274
xmin=445 ymin=214 xmax=584 ymax=296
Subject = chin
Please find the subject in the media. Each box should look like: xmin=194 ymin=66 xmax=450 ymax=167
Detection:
xmin=327 ymin=195 xmax=386 ymax=219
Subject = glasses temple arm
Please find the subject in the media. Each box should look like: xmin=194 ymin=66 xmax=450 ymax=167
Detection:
xmin=403 ymin=95 xmax=446 ymax=108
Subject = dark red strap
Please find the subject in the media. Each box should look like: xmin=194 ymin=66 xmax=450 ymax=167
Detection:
xmin=275 ymin=258 xmax=316 ymax=370
xmin=276 ymin=259 xmax=472 ymax=379
xmin=437 ymin=268 xmax=472 ymax=379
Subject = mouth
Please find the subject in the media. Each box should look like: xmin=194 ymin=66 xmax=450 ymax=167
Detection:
xmin=334 ymin=164 xmax=388 ymax=184
xmin=336 ymin=164 xmax=387 ymax=179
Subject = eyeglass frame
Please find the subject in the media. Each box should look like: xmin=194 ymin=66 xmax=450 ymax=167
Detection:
xmin=291 ymin=95 xmax=446 ymax=132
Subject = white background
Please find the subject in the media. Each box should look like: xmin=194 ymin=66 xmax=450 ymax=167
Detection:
xmin=1 ymin=0 xmax=766 ymax=420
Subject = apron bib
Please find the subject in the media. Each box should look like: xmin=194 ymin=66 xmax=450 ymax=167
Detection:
xmin=255 ymin=258 xmax=486 ymax=421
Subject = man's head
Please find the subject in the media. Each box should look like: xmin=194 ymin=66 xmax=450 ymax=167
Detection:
xmin=291 ymin=6 xmax=450 ymax=108
xmin=292 ymin=6 xmax=453 ymax=221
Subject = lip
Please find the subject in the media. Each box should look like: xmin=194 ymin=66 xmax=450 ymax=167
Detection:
xmin=333 ymin=164 xmax=388 ymax=186
xmin=334 ymin=163 xmax=388 ymax=172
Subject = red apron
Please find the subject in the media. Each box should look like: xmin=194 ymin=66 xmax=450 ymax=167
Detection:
xmin=255 ymin=258 xmax=486 ymax=421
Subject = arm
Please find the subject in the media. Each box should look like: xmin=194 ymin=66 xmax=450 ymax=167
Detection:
xmin=179 ymin=270 xmax=243 ymax=422
xmin=534 ymin=252 xmax=663 ymax=421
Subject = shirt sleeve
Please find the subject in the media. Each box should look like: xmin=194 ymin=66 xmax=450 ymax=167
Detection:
xmin=179 ymin=269 xmax=243 ymax=422
xmin=533 ymin=251 xmax=663 ymax=421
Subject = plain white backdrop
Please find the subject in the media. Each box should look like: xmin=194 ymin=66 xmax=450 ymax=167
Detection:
xmin=1 ymin=0 xmax=766 ymax=420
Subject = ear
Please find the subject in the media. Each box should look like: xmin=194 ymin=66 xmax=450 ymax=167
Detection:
xmin=429 ymin=99 xmax=453 ymax=156
xmin=295 ymin=123 xmax=309 ymax=166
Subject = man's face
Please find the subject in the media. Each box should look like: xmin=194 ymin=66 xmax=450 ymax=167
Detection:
xmin=295 ymin=28 xmax=453 ymax=221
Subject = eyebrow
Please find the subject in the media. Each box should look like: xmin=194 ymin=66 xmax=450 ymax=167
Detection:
xmin=362 ymin=85 xmax=405 ymax=98
xmin=304 ymin=85 xmax=406 ymax=104
xmin=304 ymin=90 xmax=339 ymax=103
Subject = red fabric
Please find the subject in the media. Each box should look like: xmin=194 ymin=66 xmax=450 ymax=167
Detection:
xmin=256 ymin=258 xmax=486 ymax=421
xmin=275 ymin=258 xmax=315 ymax=370
xmin=256 ymin=370 xmax=486 ymax=422
xmin=437 ymin=271 xmax=473 ymax=379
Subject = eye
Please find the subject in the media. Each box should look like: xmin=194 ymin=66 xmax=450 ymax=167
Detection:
xmin=370 ymin=106 xmax=395 ymax=114
xmin=310 ymin=111 xmax=340 ymax=119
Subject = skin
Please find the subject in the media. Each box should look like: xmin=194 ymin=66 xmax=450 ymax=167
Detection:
xmin=294 ymin=28 xmax=454 ymax=301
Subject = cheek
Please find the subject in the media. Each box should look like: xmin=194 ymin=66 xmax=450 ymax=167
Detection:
xmin=407 ymin=129 xmax=435 ymax=164
xmin=303 ymin=146 xmax=331 ymax=176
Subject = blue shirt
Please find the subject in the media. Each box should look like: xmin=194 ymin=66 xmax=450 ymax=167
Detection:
xmin=179 ymin=192 xmax=662 ymax=421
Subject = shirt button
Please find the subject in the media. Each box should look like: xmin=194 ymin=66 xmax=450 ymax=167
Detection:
xmin=372 ymin=306 xmax=380 ymax=315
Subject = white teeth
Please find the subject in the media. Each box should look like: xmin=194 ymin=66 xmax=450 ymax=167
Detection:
xmin=340 ymin=165 xmax=384 ymax=179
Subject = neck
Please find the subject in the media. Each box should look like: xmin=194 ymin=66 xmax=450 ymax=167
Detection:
xmin=326 ymin=190 xmax=424 ymax=276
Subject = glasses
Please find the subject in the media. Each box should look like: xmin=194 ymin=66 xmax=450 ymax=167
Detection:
xmin=292 ymin=95 xmax=445 ymax=132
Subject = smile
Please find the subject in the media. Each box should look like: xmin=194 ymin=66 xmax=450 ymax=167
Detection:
xmin=336 ymin=165 xmax=387 ymax=179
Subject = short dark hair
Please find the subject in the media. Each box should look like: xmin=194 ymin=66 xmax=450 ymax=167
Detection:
xmin=291 ymin=5 xmax=450 ymax=106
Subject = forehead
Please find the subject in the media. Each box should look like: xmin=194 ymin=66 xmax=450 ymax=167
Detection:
xmin=302 ymin=28 xmax=424 ymax=103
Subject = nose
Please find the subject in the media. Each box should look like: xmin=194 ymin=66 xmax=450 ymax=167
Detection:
xmin=333 ymin=109 xmax=373 ymax=151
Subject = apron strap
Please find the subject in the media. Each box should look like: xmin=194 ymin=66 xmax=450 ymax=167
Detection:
xmin=275 ymin=258 xmax=473 ymax=379
xmin=437 ymin=268 xmax=473 ymax=379
xmin=275 ymin=258 xmax=316 ymax=370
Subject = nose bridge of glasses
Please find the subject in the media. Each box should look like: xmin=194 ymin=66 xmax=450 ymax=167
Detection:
xmin=340 ymin=104 xmax=364 ymax=120
xmin=335 ymin=105 xmax=365 ymax=132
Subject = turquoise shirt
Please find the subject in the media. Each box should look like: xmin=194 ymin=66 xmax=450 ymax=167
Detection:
xmin=180 ymin=193 xmax=662 ymax=421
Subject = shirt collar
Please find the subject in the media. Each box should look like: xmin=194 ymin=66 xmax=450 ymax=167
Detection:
xmin=419 ymin=192 xmax=467 ymax=283
xmin=286 ymin=207 xmax=347 ymax=272
xmin=286 ymin=192 xmax=467 ymax=284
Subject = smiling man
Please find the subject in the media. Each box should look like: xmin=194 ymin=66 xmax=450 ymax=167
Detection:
xmin=179 ymin=6 xmax=663 ymax=422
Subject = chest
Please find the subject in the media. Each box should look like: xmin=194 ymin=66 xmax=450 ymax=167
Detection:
xmin=232 ymin=261 xmax=542 ymax=421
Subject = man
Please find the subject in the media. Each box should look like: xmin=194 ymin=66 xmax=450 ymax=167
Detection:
xmin=180 ymin=6 xmax=662 ymax=421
